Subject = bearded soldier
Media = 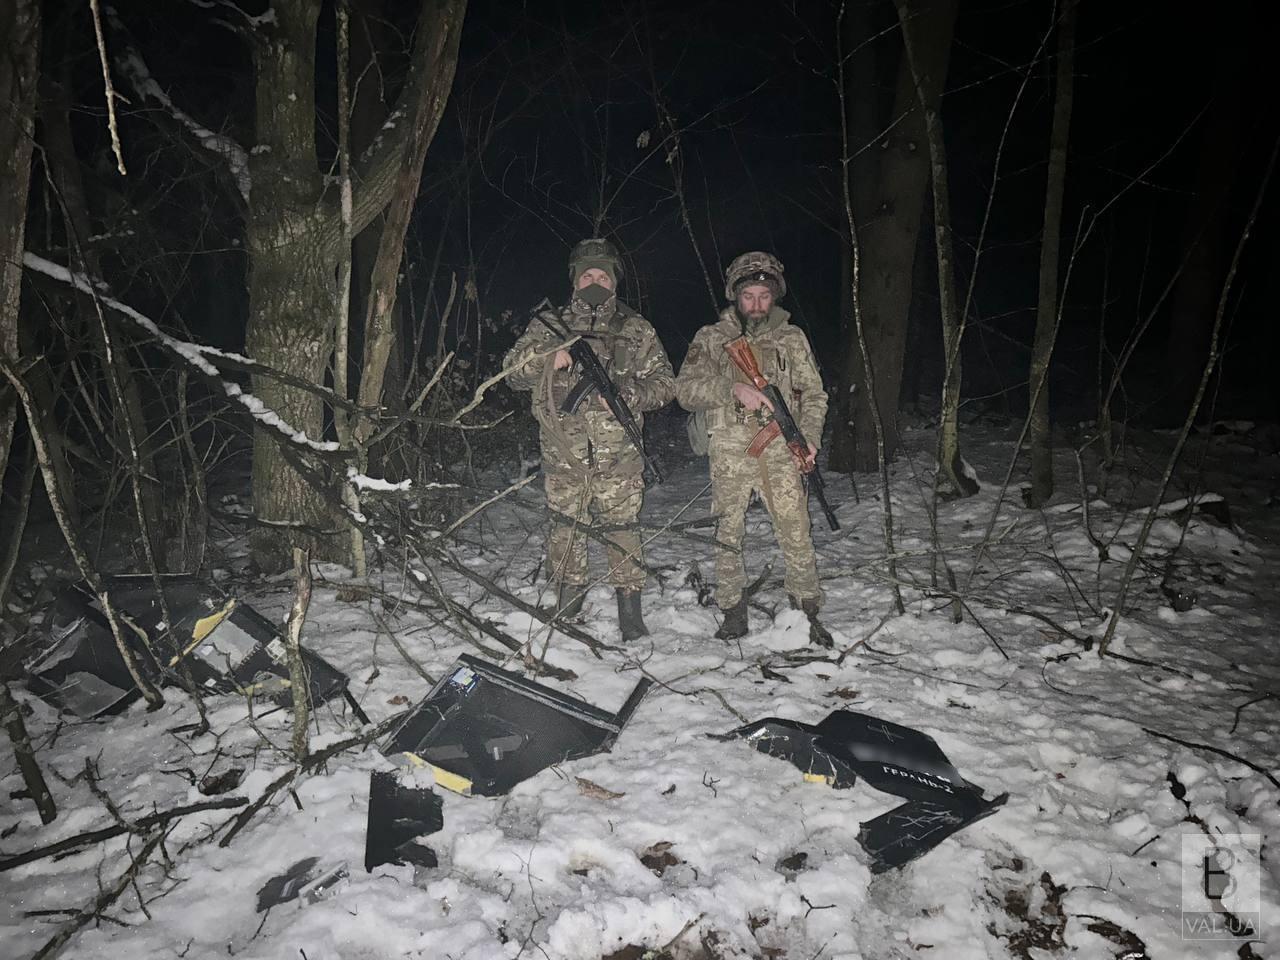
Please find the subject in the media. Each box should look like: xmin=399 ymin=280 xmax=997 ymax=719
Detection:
xmin=675 ymin=251 xmax=832 ymax=645
xmin=503 ymin=238 xmax=674 ymax=641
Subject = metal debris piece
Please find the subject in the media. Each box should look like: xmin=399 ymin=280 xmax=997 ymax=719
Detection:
xmin=255 ymin=857 xmax=350 ymax=912
xmin=381 ymin=654 xmax=652 ymax=796
xmin=715 ymin=710 xmax=1008 ymax=872
xmin=29 ymin=576 xmax=367 ymax=722
xmin=365 ymin=770 xmax=442 ymax=872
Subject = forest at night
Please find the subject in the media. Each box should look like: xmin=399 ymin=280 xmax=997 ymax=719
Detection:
xmin=0 ymin=2 xmax=1276 ymax=958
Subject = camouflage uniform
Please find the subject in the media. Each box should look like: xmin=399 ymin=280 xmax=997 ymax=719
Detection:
xmin=503 ymin=269 xmax=673 ymax=594
xmin=675 ymin=276 xmax=828 ymax=612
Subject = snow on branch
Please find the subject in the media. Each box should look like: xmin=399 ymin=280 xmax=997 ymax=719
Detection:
xmin=106 ymin=8 xmax=251 ymax=200
xmin=183 ymin=0 xmax=277 ymax=30
xmin=345 ymin=467 xmax=412 ymax=493
xmin=23 ymin=253 xmax=338 ymax=455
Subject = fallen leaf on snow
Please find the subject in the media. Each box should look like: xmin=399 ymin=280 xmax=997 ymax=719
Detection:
xmin=575 ymin=777 xmax=625 ymax=800
xmin=639 ymin=840 xmax=681 ymax=875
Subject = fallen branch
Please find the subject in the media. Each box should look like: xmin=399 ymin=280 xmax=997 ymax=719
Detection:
xmin=1230 ymin=693 xmax=1277 ymax=735
xmin=0 ymin=797 xmax=246 ymax=872
xmin=216 ymin=710 xmax=407 ymax=849
xmin=1143 ymin=727 xmax=1280 ymax=792
xmin=0 ymin=681 xmax=57 ymax=825
xmin=30 ymin=829 xmax=166 ymax=960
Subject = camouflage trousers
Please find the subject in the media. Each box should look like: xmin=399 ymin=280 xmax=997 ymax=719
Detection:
xmin=544 ymin=466 xmax=645 ymax=591
xmin=709 ymin=427 xmax=821 ymax=609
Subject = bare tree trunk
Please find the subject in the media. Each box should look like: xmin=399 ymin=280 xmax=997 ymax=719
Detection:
xmin=837 ymin=1 xmax=905 ymax=616
xmin=332 ymin=1 xmax=367 ymax=577
xmin=0 ymin=681 xmax=56 ymax=824
xmin=1025 ymin=0 xmax=1078 ymax=508
xmin=0 ymin=0 xmax=40 ymax=492
xmin=893 ymin=0 xmax=972 ymax=497
xmin=285 ymin=547 xmax=313 ymax=762
xmin=244 ymin=0 xmax=467 ymax=572
xmin=353 ymin=0 xmax=463 ymax=454
xmin=830 ymin=0 xmax=957 ymax=475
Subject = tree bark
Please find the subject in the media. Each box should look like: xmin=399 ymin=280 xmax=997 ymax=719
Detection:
xmin=831 ymin=0 xmax=957 ymax=475
xmin=0 ymin=0 xmax=40 ymax=495
xmin=243 ymin=0 xmax=467 ymax=571
xmin=0 ymin=681 xmax=57 ymax=824
xmin=1025 ymin=0 xmax=1078 ymax=508
xmin=285 ymin=547 xmax=313 ymax=762
xmin=894 ymin=0 xmax=972 ymax=498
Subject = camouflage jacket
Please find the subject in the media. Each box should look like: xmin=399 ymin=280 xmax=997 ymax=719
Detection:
xmin=503 ymin=301 xmax=674 ymax=471
xmin=675 ymin=305 xmax=828 ymax=449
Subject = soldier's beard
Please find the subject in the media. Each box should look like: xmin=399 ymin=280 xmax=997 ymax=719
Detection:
xmin=733 ymin=306 xmax=768 ymax=333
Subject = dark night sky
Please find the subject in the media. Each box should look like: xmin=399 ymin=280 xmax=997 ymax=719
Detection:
xmin=57 ymin=0 xmax=1280 ymax=419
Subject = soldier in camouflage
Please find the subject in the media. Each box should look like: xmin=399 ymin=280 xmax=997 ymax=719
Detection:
xmin=675 ymin=251 xmax=832 ymax=646
xmin=503 ymin=238 xmax=674 ymax=641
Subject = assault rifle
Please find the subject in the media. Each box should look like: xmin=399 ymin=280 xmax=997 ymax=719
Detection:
xmin=535 ymin=311 xmax=663 ymax=485
xmin=723 ymin=336 xmax=840 ymax=531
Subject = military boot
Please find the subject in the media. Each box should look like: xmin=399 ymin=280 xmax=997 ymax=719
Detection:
xmin=715 ymin=599 xmax=748 ymax=640
xmin=616 ymin=589 xmax=649 ymax=642
xmin=550 ymin=583 xmax=586 ymax=621
xmin=791 ymin=595 xmax=833 ymax=649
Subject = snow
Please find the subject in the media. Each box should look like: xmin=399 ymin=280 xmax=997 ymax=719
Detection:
xmin=1 ymin=419 xmax=1277 ymax=958
xmin=346 ymin=468 xmax=413 ymax=492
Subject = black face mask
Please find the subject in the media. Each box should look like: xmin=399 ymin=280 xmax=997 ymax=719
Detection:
xmin=575 ymin=283 xmax=614 ymax=308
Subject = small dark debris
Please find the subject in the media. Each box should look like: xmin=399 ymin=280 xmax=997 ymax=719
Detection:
xmin=661 ymin=784 xmax=676 ymax=796
xmin=775 ymin=851 xmax=808 ymax=880
xmin=990 ymin=871 xmax=1066 ymax=959
xmin=1167 ymin=771 xmax=1187 ymax=802
xmin=1160 ymin=581 xmax=1197 ymax=613
xmin=603 ymin=946 xmax=666 ymax=960
xmin=828 ymin=687 xmax=860 ymax=700
xmin=1197 ymin=498 xmax=1234 ymax=528
xmin=256 ymin=857 xmax=349 ymax=912
xmin=748 ymin=914 xmax=770 ymax=932
xmin=199 ymin=767 xmax=245 ymax=796
xmin=639 ymin=841 xmax=681 ymax=876
xmin=1083 ymin=916 xmax=1150 ymax=959
xmin=1 ymin=823 xmax=18 ymax=840
xmin=760 ymin=664 xmax=790 ymax=683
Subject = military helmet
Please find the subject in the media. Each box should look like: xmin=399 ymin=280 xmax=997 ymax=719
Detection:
xmin=568 ymin=237 xmax=622 ymax=287
xmin=724 ymin=250 xmax=786 ymax=301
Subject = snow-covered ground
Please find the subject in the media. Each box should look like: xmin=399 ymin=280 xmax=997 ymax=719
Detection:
xmin=2 ymin=417 xmax=1277 ymax=959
